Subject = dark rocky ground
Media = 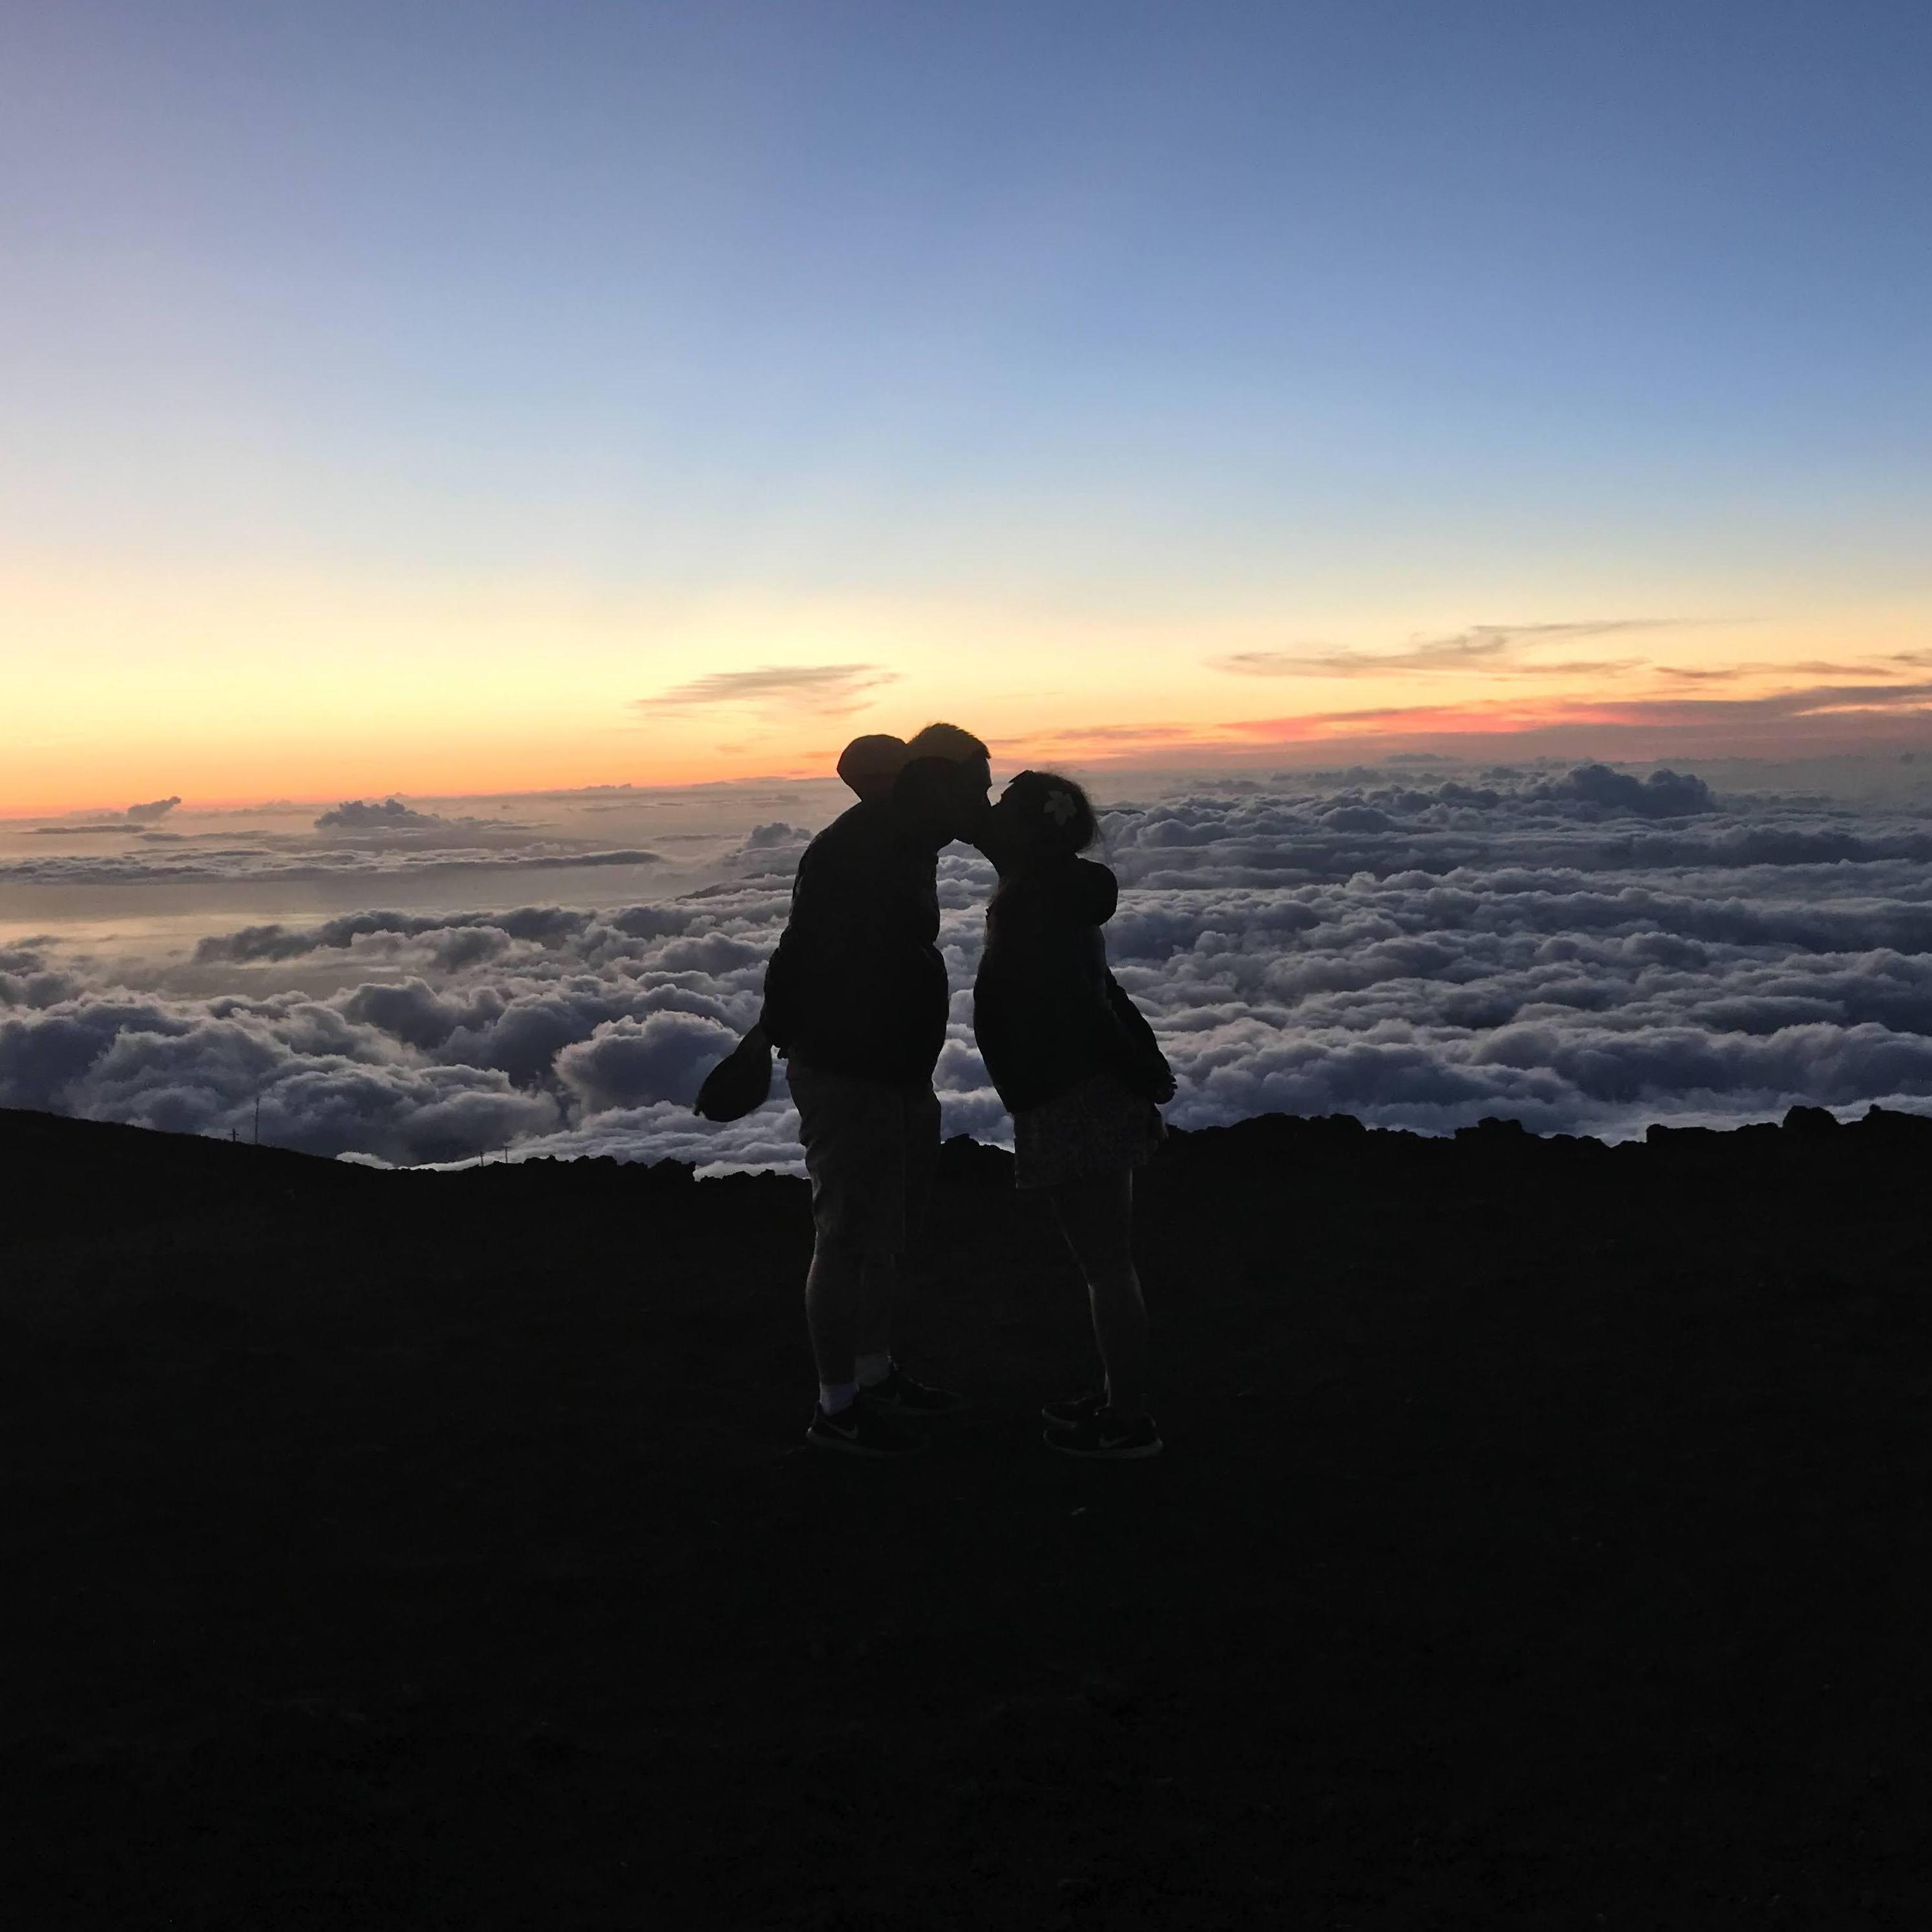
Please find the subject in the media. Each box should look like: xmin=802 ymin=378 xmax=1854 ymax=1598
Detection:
xmin=3 ymin=1099 xmax=1930 ymax=1929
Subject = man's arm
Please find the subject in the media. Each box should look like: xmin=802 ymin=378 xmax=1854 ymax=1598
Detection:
xmin=758 ymin=856 xmax=827 ymax=1052
xmin=758 ymin=926 xmax=803 ymax=1052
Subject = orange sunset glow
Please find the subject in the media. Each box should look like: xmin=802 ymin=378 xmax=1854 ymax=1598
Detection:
xmin=10 ymin=552 xmax=1930 ymax=816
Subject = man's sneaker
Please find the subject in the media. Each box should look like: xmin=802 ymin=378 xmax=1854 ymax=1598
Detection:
xmin=1041 ymin=1389 xmax=1108 ymax=1429
xmin=805 ymin=1395 xmax=928 ymax=1459
xmin=1043 ymin=1406 xmax=1163 ymax=1460
xmin=858 ymin=1362 xmax=967 ymax=1418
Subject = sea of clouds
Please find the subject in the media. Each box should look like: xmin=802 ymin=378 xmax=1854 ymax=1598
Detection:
xmin=9 ymin=759 xmax=1932 ymax=1171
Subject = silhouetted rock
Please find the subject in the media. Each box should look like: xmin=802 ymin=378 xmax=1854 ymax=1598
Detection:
xmin=5 ymin=1100 xmax=1931 ymax=1926
xmin=936 ymin=1130 xmax=1016 ymax=1189
xmin=1856 ymin=1101 xmax=1932 ymax=1150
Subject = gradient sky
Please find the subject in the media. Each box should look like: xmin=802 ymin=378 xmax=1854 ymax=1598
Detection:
xmin=6 ymin=0 xmax=1931 ymax=811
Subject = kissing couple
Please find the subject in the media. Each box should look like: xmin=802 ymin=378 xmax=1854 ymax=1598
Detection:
xmin=696 ymin=722 xmax=1174 ymax=1460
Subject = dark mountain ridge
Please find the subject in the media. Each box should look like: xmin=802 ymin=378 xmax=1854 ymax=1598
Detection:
xmin=5 ymin=1101 xmax=1929 ymax=1926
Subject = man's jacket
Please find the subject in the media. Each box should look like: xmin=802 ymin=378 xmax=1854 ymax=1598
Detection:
xmin=760 ymin=798 xmax=948 ymax=1086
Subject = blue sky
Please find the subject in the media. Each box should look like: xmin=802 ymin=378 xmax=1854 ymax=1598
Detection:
xmin=5 ymin=1 xmax=1931 ymax=805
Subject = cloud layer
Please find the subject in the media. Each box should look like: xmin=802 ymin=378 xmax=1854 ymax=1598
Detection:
xmin=313 ymin=797 xmax=451 ymax=831
xmin=10 ymin=764 xmax=1932 ymax=1168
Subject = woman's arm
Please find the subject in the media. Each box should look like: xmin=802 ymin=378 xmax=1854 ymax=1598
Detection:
xmin=1103 ymin=972 xmax=1175 ymax=1102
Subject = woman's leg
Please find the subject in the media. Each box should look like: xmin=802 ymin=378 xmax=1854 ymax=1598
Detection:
xmin=1048 ymin=1167 xmax=1148 ymax=1418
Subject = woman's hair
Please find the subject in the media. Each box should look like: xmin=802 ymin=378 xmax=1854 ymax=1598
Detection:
xmin=1002 ymin=769 xmax=1098 ymax=856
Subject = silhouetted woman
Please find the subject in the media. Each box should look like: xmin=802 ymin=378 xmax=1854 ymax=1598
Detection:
xmin=973 ymin=771 xmax=1173 ymax=1459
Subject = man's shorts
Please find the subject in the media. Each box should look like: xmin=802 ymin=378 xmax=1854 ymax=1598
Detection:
xmin=785 ymin=1059 xmax=941 ymax=1258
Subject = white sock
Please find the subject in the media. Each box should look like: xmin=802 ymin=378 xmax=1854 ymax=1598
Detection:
xmin=855 ymin=1352 xmax=893 ymax=1389
xmin=819 ymin=1380 xmax=858 ymax=1415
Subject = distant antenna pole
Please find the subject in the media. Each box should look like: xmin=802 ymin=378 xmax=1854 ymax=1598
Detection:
xmin=253 ymin=1096 xmax=261 ymax=1147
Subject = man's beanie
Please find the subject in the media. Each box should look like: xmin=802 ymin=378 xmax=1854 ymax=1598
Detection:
xmin=836 ymin=734 xmax=909 ymax=800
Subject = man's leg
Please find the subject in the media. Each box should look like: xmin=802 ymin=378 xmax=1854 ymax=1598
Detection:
xmin=803 ymin=1229 xmax=926 ymax=1452
xmin=792 ymin=1060 xmax=866 ymax=1415
xmin=805 ymin=1233 xmax=866 ymax=1411
xmin=791 ymin=1061 xmax=930 ymax=1449
xmin=865 ymin=1089 xmax=946 ymax=1391
xmin=853 ymin=1082 xmax=964 ymax=1415
xmin=857 ymin=1082 xmax=938 ymax=1385
xmin=855 ymin=1251 xmax=897 ymax=1388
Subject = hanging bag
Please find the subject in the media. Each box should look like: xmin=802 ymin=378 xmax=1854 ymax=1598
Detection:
xmin=693 ymin=1023 xmax=775 ymax=1122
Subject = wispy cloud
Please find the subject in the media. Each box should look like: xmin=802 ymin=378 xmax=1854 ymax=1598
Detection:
xmin=634 ymin=663 xmax=898 ymax=717
xmin=977 ymin=672 xmax=1932 ymax=771
xmin=1653 ymin=658 xmax=1891 ymax=683
xmin=1210 ymin=618 xmax=1685 ymax=680
xmin=1213 ymin=678 xmax=1932 ymax=760
xmin=995 ymin=723 xmax=1203 ymax=749
xmin=990 ymin=722 xmax=1223 ymax=766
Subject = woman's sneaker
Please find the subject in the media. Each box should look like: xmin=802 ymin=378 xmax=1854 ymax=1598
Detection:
xmin=860 ymin=1362 xmax=967 ymax=1418
xmin=1041 ymin=1389 xmax=1108 ymax=1429
xmin=1043 ymin=1406 xmax=1163 ymax=1460
xmin=806 ymin=1395 xmax=928 ymax=1459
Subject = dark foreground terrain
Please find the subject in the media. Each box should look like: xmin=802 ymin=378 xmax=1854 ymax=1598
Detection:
xmin=4 ymin=1102 xmax=1931 ymax=1929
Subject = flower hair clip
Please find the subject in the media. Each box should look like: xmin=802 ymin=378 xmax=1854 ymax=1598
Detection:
xmin=1043 ymin=789 xmax=1077 ymax=827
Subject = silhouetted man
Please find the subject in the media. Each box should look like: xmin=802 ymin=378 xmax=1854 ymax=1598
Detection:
xmin=761 ymin=723 xmax=992 ymax=1456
